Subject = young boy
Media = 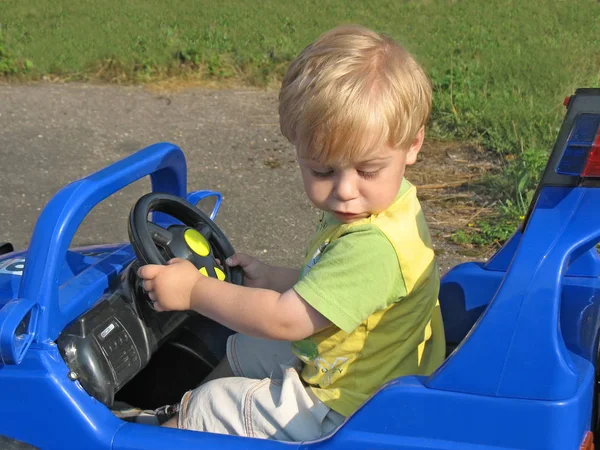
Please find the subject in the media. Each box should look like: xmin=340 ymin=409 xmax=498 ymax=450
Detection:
xmin=138 ymin=24 xmax=445 ymax=441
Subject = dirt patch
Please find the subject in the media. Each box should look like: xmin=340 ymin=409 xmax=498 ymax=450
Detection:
xmin=412 ymin=140 xmax=503 ymax=273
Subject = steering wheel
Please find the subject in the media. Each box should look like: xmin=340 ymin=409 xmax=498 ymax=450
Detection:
xmin=128 ymin=192 xmax=243 ymax=286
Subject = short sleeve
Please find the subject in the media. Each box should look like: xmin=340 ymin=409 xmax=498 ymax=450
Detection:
xmin=293 ymin=224 xmax=406 ymax=334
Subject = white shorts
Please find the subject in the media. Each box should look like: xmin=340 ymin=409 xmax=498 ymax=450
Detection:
xmin=177 ymin=333 xmax=345 ymax=441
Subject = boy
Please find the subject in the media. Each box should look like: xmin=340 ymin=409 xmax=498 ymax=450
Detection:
xmin=137 ymin=24 xmax=445 ymax=441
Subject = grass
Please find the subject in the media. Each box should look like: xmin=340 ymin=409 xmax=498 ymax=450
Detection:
xmin=1 ymin=0 xmax=599 ymax=245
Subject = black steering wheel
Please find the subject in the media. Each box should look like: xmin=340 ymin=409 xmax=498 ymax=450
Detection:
xmin=128 ymin=192 xmax=243 ymax=286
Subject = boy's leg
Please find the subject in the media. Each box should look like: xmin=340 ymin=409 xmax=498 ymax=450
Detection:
xmin=194 ymin=334 xmax=298 ymax=388
xmin=163 ymin=333 xmax=298 ymax=428
xmin=226 ymin=333 xmax=299 ymax=379
xmin=164 ymin=357 xmax=233 ymax=427
xmin=171 ymin=365 xmax=344 ymax=440
xmin=197 ymin=333 xmax=298 ymax=385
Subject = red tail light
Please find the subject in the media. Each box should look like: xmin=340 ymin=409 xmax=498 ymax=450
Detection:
xmin=581 ymin=129 xmax=600 ymax=177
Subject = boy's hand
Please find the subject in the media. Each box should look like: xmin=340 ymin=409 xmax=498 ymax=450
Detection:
xmin=137 ymin=258 xmax=202 ymax=312
xmin=225 ymin=253 xmax=270 ymax=289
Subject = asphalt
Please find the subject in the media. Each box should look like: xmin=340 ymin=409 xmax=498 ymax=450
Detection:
xmin=0 ymin=83 xmax=314 ymax=268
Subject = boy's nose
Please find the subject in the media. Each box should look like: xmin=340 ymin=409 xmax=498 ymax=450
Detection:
xmin=333 ymin=172 xmax=359 ymax=201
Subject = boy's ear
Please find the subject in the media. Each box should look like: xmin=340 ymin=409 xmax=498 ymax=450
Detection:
xmin=405 ymin=127 xmax=425 ymax=166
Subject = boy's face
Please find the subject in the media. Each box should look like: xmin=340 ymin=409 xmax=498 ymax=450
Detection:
xmin=297 ymin=128 xmax=424 ymax=223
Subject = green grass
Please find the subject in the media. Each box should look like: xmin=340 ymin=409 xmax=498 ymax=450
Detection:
xmin=1 ymin=0 xmax=599 ymax=245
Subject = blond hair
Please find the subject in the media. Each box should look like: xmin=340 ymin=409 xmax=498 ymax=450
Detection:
xmin=279 ymin=25 xmax=431 ymax=165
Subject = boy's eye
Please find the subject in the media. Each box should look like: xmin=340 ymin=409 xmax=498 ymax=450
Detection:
xmin=358 ymin=169 xmax=380 ymax=179
xmin=311 ymin=169 xmax=333 ymax=178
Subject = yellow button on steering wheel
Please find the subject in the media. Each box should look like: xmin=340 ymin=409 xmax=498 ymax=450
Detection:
xmin=199 ymin=266 xmax=226 ymax=281
xmin=186 ymin=229 xmax=226 ymax=281
xmin=184 ymin=229 xmax=210 ymax=257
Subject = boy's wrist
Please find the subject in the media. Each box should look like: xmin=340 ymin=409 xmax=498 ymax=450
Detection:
xmin=188 ymin=273 xmax=209 ymax=311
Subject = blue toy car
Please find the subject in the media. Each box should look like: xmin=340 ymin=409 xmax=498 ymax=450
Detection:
xmin=1 ymin=88 xmax=599 ymax=450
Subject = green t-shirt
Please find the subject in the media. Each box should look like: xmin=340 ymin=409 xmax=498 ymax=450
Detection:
xmin=295 ymin=224 xmax=406 ymax=334
xmin=292 ymin=179 xmax=445 ymax=417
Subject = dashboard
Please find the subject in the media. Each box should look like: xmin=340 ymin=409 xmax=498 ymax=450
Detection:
xmin=57 ymin=263 xmax=194 ymax=407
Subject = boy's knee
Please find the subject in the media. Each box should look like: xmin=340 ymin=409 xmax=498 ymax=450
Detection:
xmin=178 ymin=377 xmax=254 ymax=435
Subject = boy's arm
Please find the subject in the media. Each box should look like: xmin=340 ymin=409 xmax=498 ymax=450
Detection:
xmin=190 ymin=275 xmax=330 ymax=340
xmin=138 ymin=259 xmax=330 ymax=341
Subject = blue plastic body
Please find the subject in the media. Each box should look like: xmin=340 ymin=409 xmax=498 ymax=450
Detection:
xmin=0 ymin=131 xmax=599 ymax=449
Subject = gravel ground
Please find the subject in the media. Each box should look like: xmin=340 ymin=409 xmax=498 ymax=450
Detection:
xmin=0 ymin=83 xmax=490 ymax=274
